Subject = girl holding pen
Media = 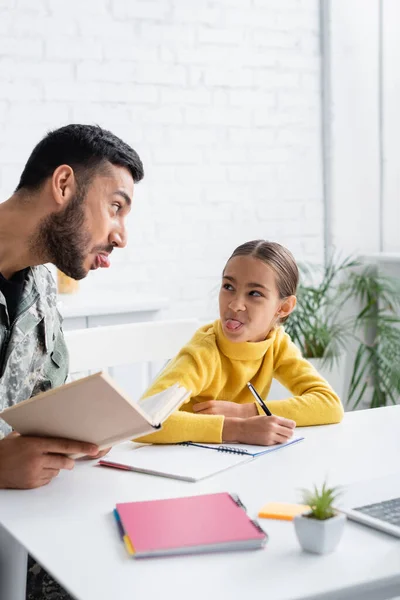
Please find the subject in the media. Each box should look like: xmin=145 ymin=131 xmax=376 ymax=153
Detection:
xmin=136 ymin=240 xmax=343 ymax=446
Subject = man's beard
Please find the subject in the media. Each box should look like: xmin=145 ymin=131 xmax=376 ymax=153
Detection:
xmin=32 ymin=187 xmax=91 ymax=280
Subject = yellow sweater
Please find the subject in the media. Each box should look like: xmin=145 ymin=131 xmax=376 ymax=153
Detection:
xmin=137 ymin=320 xmax=343 ymax=444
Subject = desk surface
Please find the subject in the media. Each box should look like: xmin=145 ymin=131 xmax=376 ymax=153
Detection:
xmin=1 ymin=406 xmax=400 ymax=600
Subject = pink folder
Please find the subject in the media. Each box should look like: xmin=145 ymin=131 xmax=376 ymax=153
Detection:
xmin=115 ymin=492 xmax=267 ymax=558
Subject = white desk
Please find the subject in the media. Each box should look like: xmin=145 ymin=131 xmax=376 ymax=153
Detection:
xmin=1 ymin=406 xmax=400 ymax=600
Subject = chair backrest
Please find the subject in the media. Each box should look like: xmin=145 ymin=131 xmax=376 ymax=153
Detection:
xmin=65 ymin=319 xmax=201 ymax=374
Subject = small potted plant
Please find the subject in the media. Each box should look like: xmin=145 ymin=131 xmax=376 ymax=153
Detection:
xmin=294 ymin=482 xmax=346 ymax=554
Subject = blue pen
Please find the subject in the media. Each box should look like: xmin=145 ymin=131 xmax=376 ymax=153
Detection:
xmin=247 ymin=382 xmax=272 ymax=416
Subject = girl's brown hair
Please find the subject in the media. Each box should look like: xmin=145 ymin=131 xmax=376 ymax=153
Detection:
xmin=226 ymin=240 xmax=299 ymax=322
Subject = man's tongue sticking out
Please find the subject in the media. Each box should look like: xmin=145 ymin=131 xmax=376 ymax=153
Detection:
xmin=98 ymin=254 xmax=110 ymax=268
xmin=93 ymin=254 xmax=111 ymax=269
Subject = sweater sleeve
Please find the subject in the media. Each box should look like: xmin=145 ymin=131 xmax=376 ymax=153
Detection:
xmin=134 ymin=340 xmax=224 ymax=444
xmin=265 ymin=328 xmax=344 ymax=426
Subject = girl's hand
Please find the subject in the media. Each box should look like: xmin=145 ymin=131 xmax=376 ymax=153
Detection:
xmin=193 ymin=400 xmax=258 ymax=418
xmin=223 ymin=415 xmax=296 ymax=446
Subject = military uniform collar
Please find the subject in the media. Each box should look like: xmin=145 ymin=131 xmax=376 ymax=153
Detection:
xmin=13 ymin=266 xmax=59 ymax=353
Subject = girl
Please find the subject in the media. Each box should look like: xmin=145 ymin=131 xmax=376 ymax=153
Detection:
xmin=136 ymin=240 xmax=343 ymax=446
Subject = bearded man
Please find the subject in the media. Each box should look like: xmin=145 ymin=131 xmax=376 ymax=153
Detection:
xmin=0 ymin=123 xmax=144 ymax=599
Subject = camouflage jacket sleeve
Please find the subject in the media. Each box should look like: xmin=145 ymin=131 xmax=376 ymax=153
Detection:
xmin=0 ymin=265 xmax=69 ymax=438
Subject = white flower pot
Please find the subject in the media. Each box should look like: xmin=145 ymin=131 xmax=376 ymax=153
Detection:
xmin=294 ymin=512 xmax=346 ymax=554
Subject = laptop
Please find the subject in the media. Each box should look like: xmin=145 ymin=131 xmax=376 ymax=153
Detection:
xmin=340 ymin=473 xmax=400 ymax=538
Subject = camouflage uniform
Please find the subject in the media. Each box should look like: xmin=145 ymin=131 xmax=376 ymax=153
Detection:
xmin=0 ymin=266 xmax=68 ymax=436
xmin=0 ymin=265 xmax=72 ymax=599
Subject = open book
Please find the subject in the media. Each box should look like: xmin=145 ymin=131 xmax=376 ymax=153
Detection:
xmin=0 ymin=372 xmax=190 ymax=457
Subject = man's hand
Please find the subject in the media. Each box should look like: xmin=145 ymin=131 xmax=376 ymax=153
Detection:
xmin=222 ymin=415 xmax=296 ymax=446
xmin=193 ymin=400 xmax=258 ymax=418
xmin=0 ymin=433 xmax=99 ymax=489
xmin=80 ymin=447 xmax=111 ymax=461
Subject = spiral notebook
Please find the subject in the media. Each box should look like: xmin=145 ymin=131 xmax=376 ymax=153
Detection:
xmin=99 ymin=436 xmax=304 ymax=482
xmin=114 ymin=492 xmax=267 ymax=558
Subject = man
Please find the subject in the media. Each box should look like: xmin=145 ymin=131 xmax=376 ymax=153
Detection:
xmin=0 ymin=124 xmax=144 ymax=598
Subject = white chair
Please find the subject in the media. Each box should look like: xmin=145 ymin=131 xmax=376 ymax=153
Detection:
xmin=65 ymin=319 xmax=201 ymax=386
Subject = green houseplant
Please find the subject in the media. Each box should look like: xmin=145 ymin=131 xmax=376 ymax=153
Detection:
xmin=345 ymin=267 xmax=400 ymax=408
xmin=284 ymin=256 xmax=400 ymax=409
xmin=294 ymin=482 xmax=345 ymax=554
xmin=284 ymin=256 xmax=357 ymax=368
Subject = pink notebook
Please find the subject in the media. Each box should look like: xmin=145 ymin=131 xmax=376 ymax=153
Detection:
xmin=114 ymin=492 xmax=267 ymax=558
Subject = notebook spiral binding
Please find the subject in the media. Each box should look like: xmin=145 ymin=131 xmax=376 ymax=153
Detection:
xmin=229 ymin=493 xmax=247 ymax=512
xmin=217 ymin=445 xmax=249 ymax=455
xmin=250 ymin=519 xmax=268 ymax=539
xmin=178 ymin=442 xmax=249 ymax=455
xmin=229 ymin=495 xmax=267 ymax=541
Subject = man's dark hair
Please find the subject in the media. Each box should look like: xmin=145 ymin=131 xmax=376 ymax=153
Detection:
xmin=16 ymin=124 xmax=144 ymax=192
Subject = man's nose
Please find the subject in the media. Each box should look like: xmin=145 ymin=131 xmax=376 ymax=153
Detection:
xmin=109 ymin=225 xmax=128 ymax=249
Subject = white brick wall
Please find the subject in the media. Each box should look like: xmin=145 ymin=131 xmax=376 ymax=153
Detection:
xmin=0 ymin=0 xmax=323 ymax=320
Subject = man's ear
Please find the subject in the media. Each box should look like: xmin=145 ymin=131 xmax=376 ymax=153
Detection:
xmin=278 ymin=295 xmax=297 ymax=320
xmin=51 ymin=165 xmax=76 ymax=209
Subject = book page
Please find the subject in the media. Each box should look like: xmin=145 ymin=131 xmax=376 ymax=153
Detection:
xmin=140 ymin=384 xmax=190 ymax=424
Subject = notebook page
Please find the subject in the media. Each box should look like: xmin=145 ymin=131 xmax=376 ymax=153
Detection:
xmin=100 ymin=442 xmax=251 ymax=482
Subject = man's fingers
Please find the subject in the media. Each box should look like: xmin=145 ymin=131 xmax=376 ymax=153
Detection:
xmin=43 ymin=454 xmax=75 ymax=471
xmin=43 ymin=468 xmax=61 ymax=478
xmin=38 ymin=477 xmax=54 ymax=488
xmin=35 ymin=437 xmax=99 ymax=457
xmin=80 ymin=447 xmax=111 ymax=460
xmin=92 ymin=447 xmax=111 ymax=460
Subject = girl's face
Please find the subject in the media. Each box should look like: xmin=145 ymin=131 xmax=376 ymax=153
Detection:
xmin=219 ymin=255 xmax=295 ymax=343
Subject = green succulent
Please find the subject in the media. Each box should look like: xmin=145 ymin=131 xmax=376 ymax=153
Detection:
xmin=300 ymin=482 xmax=341 ymax=521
